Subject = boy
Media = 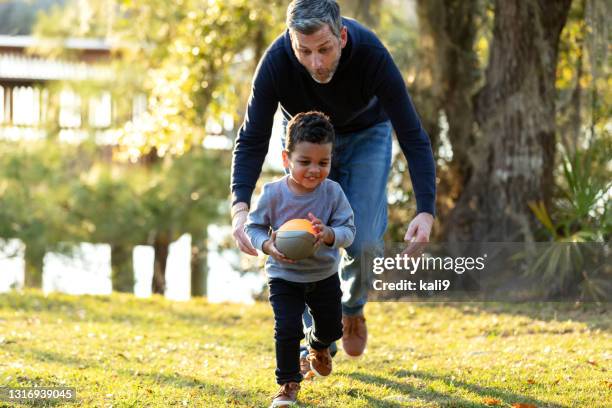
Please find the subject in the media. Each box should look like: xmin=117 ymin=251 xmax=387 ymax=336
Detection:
xmin=245 ymin=111 xmax=355 ymax=407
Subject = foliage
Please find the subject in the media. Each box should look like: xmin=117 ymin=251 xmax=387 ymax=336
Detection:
xmin=21 ymin=0 xmax=283 ymax=282
xmin=525 ymin=136 xmax=610 ymax=300
xmin=68 ymin=159 xmax=149 ymax=246
xmin=138 ymin=148 xmax=230 ymax=242
xmin=555 ymin=0 xmax=610 ymax=155
xmin=109 ymin=0 xmax=285 ymax=158
xmin=529 ymin=136 xmax=611 ymax=242
xmin=0 ymin=140 xmax=83 ymax=258
xmin=0 ymin=0 xmax=62 ymax=35
xmin=0 ymin=139 xmax=229 ymax=278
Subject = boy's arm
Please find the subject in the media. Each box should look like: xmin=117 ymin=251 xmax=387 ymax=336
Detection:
xmin=327 ymin=186 xmax=356 ymax=249
xmin=244 ymin=186 xmax=273 ymax=252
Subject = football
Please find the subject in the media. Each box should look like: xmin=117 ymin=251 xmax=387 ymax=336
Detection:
xmin=275 ymin=219 xmax=317 ymax=260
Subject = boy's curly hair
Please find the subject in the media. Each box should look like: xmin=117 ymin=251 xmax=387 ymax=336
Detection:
xmin=285 ymin=111 xmax=334 ymax=154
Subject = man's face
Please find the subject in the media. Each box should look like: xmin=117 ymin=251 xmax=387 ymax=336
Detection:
xmin=290 ymin=24 xmax=347 ymax=84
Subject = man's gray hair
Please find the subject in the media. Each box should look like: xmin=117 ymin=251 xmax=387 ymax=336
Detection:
xmin=286 ymin=0 xmax=342 ymax=37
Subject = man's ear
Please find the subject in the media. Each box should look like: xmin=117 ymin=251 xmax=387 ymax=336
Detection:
xmin=282 ymin=150 xmax=291 ymax=169
xmin=340 ymin=26 xmax=348 ymax=48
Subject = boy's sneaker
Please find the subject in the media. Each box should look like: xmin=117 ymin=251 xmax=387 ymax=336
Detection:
xmin=270 ymin=382 xmax=300 ymax=407
xmin=307 ymin=347 xmax=332 ymax=377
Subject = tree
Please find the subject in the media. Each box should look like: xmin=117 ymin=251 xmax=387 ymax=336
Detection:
xmin=442 ymin=0 xmax=573 ymax=241
xmin=69 ymin=156 xmax=150 ymax=293
xmin=340 ymin=0 xmax=382 ymax=28
xmin=416 ymin=0 xmax=483 ymax=228
xmin=0 ymin=141 xmax=83 ymax=287
xmin=108 ymin=0 xmax=284 ymax=294
xmin=31 ymin=0 xmax=285 ymax=295
xmin=139 ymin=148 xmax=229 ymax=295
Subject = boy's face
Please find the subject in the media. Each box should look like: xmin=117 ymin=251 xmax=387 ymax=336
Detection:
xmin=282 ymin=141 xmax=332 ymax=192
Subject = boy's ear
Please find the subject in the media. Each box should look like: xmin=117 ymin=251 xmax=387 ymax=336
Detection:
xmin=282 ymin=150 xmax=290 ymax=169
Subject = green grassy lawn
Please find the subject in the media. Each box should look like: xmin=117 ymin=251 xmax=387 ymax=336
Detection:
xmin=0 ymin=291 xmax=609 ymax=407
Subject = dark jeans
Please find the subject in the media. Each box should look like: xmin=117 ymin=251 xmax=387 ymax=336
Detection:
xmin=268 ymin=273 xmax=343 ymax=384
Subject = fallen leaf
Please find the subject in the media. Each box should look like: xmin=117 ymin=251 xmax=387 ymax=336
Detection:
xmin=512 ymin=404 xmax=537 ymax=408
xmin=552 ymin=379 xmax=560 ymax=385
xmin=483 ymin=397 xmax=502 ymax=406
xmin=587 ymin=359 xmax=598 ymax=366
xmin=527 ymin=378 xmax=536 ymax=384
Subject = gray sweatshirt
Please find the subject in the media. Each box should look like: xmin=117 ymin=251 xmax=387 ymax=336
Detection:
xmin=245 ymin=176 xmax=355 ymax=283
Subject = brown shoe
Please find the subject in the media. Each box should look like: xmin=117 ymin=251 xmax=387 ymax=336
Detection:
xmin=342 ymin=314 xmax=367 ymax=357
xmin=307 ymin=347 xmax=332 ymax=377
xmin=270 ymin=382 xmax=300 ymax=407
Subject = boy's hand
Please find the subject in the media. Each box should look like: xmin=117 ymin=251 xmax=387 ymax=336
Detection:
xmin=308 ymin=212 xmax=334 ymax=247
xmin=262 ymin=231 xmax=296 ymax=263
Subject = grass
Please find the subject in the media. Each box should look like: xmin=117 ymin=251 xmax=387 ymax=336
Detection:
xmin=0 ymin=290 xmax=610 ymax=407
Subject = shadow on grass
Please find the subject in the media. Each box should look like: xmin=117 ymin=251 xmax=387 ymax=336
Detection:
xmin=347 ymin=371 xmax=476 ymax=408
xmin=113 ymin=369 xmax=332 ymax=408
xmin=0 ymin=290 xmax=269 ymax=330
xmin=4 ymin=341 xmax=562 ymax=407
xmin=348 ymin=370 xmax=567 ymax=408
xmin=438 ymin=301 xmax=610 ymax=332
xmin=5 ymin=345 xmax=97 ymax=371
xmin=4 ymin=345 xmax=276 ymax=407
xmin=124 ymin=370 xmax=259 ymax=404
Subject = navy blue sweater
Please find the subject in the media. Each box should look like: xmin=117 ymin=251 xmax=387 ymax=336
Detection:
xmin=231 ymin=18 xmax=436 ymax=216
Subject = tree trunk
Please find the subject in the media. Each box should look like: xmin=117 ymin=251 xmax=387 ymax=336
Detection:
xmin=24 ymin=246 xmax=44 ymax=289
xmin=111 ymin=244 xmax=134 ymax=293
xmin=558 ymin=0 xmax=586 ymax=156
xmin=445 ymin=0 xmax=572 ymax=241
xmin=341 ymin=0 xmax=382 ymax=28
xmin=152 ymin=230 xmax=171 ymax=295
xmin=190 ymin=230 xmax=208 ymax=298
xmin=416 ymin=0 xmax=481 ymax=229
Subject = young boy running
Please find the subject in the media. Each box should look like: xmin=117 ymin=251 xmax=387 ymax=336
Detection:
xmin=245 ymin=111 xmax=355 ymax=407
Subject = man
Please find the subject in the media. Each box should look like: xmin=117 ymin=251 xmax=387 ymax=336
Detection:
xmin=231 ymin=0 xmax=436 ymax=359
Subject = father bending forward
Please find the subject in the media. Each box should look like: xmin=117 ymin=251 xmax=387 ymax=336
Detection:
xmin=231 ymin=0 xmax=436 ymax=358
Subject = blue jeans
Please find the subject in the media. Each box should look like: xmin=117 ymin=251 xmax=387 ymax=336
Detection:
xmin=282 ymin=120 xmax=392 ymax=320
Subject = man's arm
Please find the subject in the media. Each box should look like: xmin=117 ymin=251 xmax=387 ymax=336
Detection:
xmin=231 ymin=54 xmax=279 ymax=254
xmin=231 ymin=56 xmax=279 ymax=207
xmin=372 ymin=48 xmax=436 ymax=244
xmin=373 ymin=49 xmax=436 ymax=218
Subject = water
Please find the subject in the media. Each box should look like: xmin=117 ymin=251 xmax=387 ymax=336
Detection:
xmin=0 ymin=227 xmax=266 ymax=303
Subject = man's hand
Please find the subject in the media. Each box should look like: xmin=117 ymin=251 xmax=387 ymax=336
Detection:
xmin=262 ymin=231 xmax=296 ymax=263
xmin=308 ymin=212 xmax=334 ymax=247
xmin=232 ymin=203 xmax=258 ymax=256
xmin=402 ymin=212 xmax=434 ymax=257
